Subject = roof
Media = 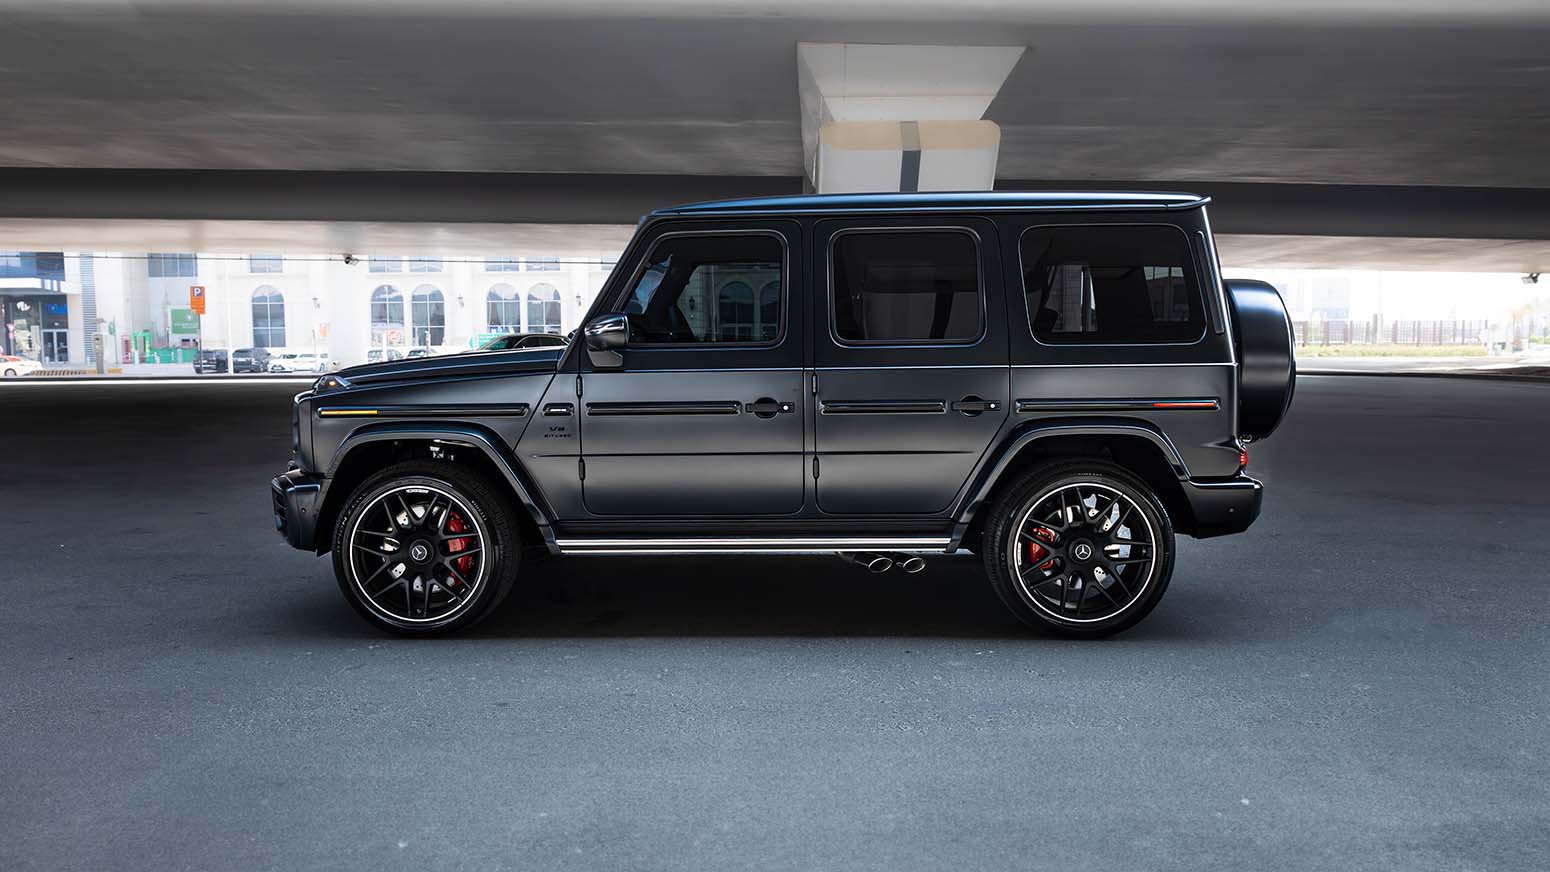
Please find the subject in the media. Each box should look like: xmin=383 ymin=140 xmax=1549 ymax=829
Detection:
xmin=651 ymin=191 xmax=1209 ymax=217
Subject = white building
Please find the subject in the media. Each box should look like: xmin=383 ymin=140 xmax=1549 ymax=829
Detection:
xmin=3 ymin=251 xmax=618 ymax=368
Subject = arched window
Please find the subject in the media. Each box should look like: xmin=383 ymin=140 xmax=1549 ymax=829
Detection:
xmin=410 ymin=284 xmax=445 ymax=346
xmin=251 ymin=286 xmax=285 ymax=348
xmin=371 ymin=284 xmax=405 ymax=346
xmin=759 ymin=280 xmax=781 ymax=342
xmin=717 ymin=281 xmax=755 ymax=342
xmin=486 ymin=283 xmax=522 ymax=332
xmin=527 ymin=283 xmax=562 ymax=334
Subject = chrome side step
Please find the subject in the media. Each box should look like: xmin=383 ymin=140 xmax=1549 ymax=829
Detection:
xmin=554 ymin=536 xmax=952 ymax=556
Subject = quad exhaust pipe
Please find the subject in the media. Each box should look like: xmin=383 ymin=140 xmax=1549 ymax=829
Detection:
xmin=839 ymin=552 xmax=926 ymax=574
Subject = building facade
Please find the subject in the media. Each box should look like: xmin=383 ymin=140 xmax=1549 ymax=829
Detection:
xmin=1 ymin=251 xmax=618 ymax=368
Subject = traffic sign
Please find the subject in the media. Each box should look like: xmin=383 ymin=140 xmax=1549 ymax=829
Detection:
xmin=189 ymin=285 xmax=207 ymax=315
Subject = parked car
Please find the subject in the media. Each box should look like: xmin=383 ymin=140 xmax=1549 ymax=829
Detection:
xmin=272 ymin=191 xmax=1295 ymax=638
xmin=405 ymin=347 xmax=438 ymax=359
xmin=472 ymin=333 xmax=568 ymax=352
xmin=268 ymin=352 xmax=322 ymax=373
xmin=366 ymin=348 xmax=404 ymax=365
xmin=231 ymin=348 xmax=272 ymax=373
xmin=193 ymin=349 xmax=229 ymax=374
xmin=1 ymin=355 xmax=42 ymax=377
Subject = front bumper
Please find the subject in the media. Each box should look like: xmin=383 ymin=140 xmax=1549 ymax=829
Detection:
xmin=271 ymin=468 xmax=325 ymax=551
xmin=1182 ymin=473 xmax=1263 ymax=538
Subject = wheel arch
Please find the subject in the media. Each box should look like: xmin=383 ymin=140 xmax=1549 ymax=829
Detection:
xmin=315 ymin=422 xmax=555 ymax=555
xmin=951 ymin=418 xmax=1196 ymax=550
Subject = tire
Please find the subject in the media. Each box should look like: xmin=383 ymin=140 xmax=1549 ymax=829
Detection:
xmin=3 ymin=369 xmax=16 ymax=377
xmin=982 ymin=460 xmax=1175 ymax=638
xmin=330 ymin=460 xmax=521 ymax=635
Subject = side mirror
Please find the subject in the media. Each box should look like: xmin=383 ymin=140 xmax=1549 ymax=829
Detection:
xmin=583 ymin=313 xmax=628 ymax=368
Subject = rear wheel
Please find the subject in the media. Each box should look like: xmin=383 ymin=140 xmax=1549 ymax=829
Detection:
xmin=982 ymin=461 xmax=1175 ymax=638
xmin=331 ymin=461 xmax=520 ymax=635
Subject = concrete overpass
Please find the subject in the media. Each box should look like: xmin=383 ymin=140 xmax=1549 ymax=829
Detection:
xmin=3 ymin=0 xmax=1550 ymax=269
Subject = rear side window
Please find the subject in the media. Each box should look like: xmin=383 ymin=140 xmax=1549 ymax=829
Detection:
xmin=1021 ymin=225 xmax=1205 ymax=344
xmin=831 ymin=230 xmax=982 ymax=343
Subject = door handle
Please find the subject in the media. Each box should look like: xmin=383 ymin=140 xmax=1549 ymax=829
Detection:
xmin=745 ymin=398 xmax=794 ymax=419
xmin=950 ymin=396 xmax=1000 ymax=416
xmin=543 ymin=403 xmax=574 ymax=416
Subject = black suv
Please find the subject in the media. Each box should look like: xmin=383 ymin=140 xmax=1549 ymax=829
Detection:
xmin=272 ymin=192 xmax=1295 ymax=637
xmin=232 ymin=348 xmax=273 ymax=374
xmin=193 ymin=348 xmax=228 ymax=374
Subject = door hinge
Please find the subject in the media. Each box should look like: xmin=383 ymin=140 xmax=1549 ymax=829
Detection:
xmin=575 ymin=374 xmax=583 ymax=397
xmin=812 ymin=456 xmax=820 ymax=479
xmin=577 ymin=457 xmax=586 ymax=481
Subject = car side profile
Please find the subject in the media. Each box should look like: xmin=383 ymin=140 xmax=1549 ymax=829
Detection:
xmin=473 ymin=332 xmax=569 ymax=352
xmin=272 ymin=192 xmax=1295 ymax=637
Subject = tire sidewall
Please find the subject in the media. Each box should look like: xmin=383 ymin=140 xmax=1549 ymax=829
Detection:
xmin=985 ymin=462 xmax=1175 ymax=638
xmin=331 ymin=462 xmax=519 ymax=635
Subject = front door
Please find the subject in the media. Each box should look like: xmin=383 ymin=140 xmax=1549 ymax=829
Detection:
xmin=811 ymin=218 xmax=1010 ymax=515
xmin=579 ymin=222 xmax=805 ymax=516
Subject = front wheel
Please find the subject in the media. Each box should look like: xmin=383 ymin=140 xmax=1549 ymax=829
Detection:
xmin=982 ymin=461 xmax=1175 ymax=638
xmin=331 ymin=461 xmax=521 ymax=635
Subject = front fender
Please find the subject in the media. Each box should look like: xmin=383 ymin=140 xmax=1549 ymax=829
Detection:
xmin=326 ymin=421 xmax=555 ymax=550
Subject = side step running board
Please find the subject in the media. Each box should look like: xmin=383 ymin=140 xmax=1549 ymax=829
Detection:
xmin=554 ymin=537 xmax=952 ymax=555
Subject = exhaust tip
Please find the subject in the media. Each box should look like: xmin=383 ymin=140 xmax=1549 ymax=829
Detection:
xmin=899 ymin=556 xmax=926 ymax=574
xmin=841 ymin=552 xmax=894 ymax=573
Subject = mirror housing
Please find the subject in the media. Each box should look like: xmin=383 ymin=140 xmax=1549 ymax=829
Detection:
xmin=583 ymin=313 xmax=628 ymax=368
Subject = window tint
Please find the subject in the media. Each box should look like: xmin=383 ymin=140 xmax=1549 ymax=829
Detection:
xmin=618 ymin=235 xmax=783 ymax=345
xmin=1021 ymin=225 xmax=1205 ymax=344
xmin=831 ymin=231 xmax=981 ymax=343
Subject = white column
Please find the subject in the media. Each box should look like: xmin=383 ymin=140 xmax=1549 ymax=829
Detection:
xmin=797 ymin=43 xmax=1024 ymax=194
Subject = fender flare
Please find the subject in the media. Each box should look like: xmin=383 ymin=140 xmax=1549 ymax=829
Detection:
xmin=949 ymin=417 xmax=1189 ymax=550
xmin=326 ymin=421 xmax=557 ymax=552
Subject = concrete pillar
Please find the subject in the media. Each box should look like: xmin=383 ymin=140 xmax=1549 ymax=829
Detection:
xmin=797 ymin=43 xmax=1024 ymax=194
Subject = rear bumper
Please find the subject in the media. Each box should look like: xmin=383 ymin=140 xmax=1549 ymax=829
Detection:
xmin=1182 ymin=473 xmax=1263 ymax=538
xmin=271 ymin=468 xmax=324 ymax=551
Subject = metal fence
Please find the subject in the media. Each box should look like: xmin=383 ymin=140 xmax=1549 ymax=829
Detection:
xmin=1291 ymin=320 xmax=1491 ymax=346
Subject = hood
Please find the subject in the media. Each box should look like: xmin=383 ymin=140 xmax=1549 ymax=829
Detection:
xmin=332 ymin=347 xmax=563 ymax=387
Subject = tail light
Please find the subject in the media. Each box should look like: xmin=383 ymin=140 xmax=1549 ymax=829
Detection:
xmin=1238 ymin=447 xmax=1249 ymax=470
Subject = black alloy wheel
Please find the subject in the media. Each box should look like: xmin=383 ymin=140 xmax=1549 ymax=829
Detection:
xmin=332 ymin=461 xmax=520 ymax=635
xmin=983 ymin=461 xmax=1175 ymax=637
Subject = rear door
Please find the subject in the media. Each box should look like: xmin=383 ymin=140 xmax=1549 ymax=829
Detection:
xmin=811 ymin=217 xmax=1009 ymax=515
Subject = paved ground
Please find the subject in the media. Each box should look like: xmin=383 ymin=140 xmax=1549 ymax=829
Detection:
xmin=1 ymin=376 xmax=1546 ymax=871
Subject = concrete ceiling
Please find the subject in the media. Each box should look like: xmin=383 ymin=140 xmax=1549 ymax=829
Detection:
xmin=4 ymin=1 xmax=1549 ymax=189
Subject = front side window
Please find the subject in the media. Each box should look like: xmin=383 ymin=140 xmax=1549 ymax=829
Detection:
xmin=1021 ymin=225 xmax=1205 ymax=344
xmin=830 ymin=231 xmax=981 ymax=343
xmin=617 ymin=234 xmax=783 ymax=345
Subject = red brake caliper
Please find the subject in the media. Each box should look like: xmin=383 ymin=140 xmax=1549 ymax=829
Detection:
xmin=445 ymin=512 xmax=475 ymax=584
xmin=1027 ymin=526 xmax=1057 ymax=570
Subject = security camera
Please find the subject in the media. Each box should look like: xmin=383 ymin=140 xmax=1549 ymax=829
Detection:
xmin=1524 ymin=273 xmax=1540 ymax=285
xmin=342 ymin=254 xmax=358 ymax=266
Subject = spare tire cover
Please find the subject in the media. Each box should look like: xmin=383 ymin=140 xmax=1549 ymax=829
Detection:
xmin=1225 ymin=279 xmax=1296 ymax=440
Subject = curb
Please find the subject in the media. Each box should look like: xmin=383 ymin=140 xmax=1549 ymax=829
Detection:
xmin=1300 ymin=368 xmax=1550 ymax=384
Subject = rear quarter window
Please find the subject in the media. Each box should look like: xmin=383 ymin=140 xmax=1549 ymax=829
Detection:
xmin=1021 ymin=225 xmax=1206 ymax=344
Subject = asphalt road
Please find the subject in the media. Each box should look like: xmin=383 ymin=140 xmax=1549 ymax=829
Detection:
xmin=1 ymin=376 xmax=1546 ymax=871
